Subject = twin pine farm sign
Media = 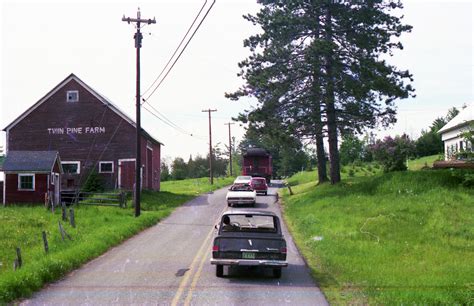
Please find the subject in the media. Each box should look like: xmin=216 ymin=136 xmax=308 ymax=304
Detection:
xmin=47 ymin=126 xmax=106 ymax=135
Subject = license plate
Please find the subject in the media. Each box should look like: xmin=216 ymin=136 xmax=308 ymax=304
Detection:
xmin=242 ymin=252 xmax=255 ymax=259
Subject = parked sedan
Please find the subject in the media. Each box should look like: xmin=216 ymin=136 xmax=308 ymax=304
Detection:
xmin=226 ymin=184 xmax=256 ymax=207
xmin=250 ymin=177 xmax=268 ymax=195
xmin=211 ymin=210 xmax=288 ymax=278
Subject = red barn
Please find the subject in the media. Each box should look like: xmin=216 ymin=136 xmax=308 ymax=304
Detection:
xmin=1 ymin=151 xmax=62 ymax=205
xmin=3 ymin=73 xmax=162 ymax=197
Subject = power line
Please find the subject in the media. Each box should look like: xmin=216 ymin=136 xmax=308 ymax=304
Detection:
xmin=141 ymin=0 xmax=216 ymax=104
xmin=142 ymin=104 xmax=206 ymax=140
xmin=141 ymin=0 xmax=209 ymax=97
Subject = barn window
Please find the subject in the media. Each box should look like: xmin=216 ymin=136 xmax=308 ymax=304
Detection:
xmin=18 ymin=174 xmax=35 ymax=191
xmin=66 ymin=90 xmax=79 ymax=102
xmin=99 ymin=161 xmax=114 ymax=173
xmin=62 ymin=161 xmax=80 ymax=174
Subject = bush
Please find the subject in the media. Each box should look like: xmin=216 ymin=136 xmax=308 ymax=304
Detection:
xmin=370 ymin=134 xmax=415 ymax=172
xmin=82 ymin=171 xmax=104 ymax=192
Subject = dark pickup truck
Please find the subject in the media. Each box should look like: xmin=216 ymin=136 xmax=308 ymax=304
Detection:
xmin=211 ymin=210 xmax=288 ymax=278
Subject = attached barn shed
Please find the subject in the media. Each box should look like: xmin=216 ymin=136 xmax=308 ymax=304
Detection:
xmin=2 ymin=151 xmax=62 ymax=205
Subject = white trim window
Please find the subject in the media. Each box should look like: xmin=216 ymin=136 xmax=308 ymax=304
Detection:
xmin=99 ymin=161 xmax=114 ymax=173
xmin=62 ymin=161 xmax=81 ymax=174
xmin=66 ymin=90 xmax=79 ymax=102
xmin=18 ymin=174 xmax=35 ymax=191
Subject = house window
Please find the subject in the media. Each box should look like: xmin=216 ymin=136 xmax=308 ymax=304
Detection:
xmin=66 ymin=90 xmax=79 ymax=102
xmin=62 ymin=161 xmax=80 ymax=174
xmin=99 ymin=161 xmax=114 ymax=173
xmin=18 ymin=174 xmax=35 ymax=191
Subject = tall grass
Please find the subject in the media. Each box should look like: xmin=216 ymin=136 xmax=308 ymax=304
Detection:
xmin=282 ymin=169 xmax=473 ymax=304
xmin=0 ymin=176 xmax=234 ymax=303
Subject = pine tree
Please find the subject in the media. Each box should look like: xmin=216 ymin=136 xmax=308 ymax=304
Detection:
xmin=227 ymin=0 xmax=414 ymax=184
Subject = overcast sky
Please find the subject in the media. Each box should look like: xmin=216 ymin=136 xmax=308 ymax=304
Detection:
xmin=1 ymin=0 xmax=473 ymax=163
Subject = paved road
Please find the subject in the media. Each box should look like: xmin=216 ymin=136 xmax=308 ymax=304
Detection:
xmin=22 ymin=187 xmax=328 ymax=305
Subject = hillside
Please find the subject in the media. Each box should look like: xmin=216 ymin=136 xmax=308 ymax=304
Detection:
xmin=281 ymin=167 xmax=473 ymax=304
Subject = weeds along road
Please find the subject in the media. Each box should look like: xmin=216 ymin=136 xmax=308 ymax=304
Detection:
xmin=21 ymin=186 xmax=328 ymax=305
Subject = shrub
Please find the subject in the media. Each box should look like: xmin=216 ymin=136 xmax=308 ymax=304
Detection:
xmin=370 ymin=134 xmax=415 ymax=172
xmin=82 ymin=171 xmax=104 ymax=192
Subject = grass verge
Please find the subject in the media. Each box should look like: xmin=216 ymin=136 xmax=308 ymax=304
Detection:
xmin=0 ymin=176 xmax=234 ymax=303
xmin=281 ymin=169 xmax=473 ymax=304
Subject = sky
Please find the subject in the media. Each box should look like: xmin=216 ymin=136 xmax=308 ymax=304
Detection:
xmin=1 ymin=0 xmax=473 ymax=164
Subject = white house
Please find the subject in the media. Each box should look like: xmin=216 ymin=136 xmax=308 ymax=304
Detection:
xmin=438 ymin=104 xmax=473 ymax=160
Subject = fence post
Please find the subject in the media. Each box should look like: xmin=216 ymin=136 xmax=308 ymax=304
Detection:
xmin=58 ymin=221 xmax=72 ymax=241
xmin=14 ymin=247 xmax=22 ymax=270
xmin=61 ymin=202 xmax=67 ymax=221
xmin=42 ymin=231 xmax=49 ymax=253
xmin=287 ymin=185 xmax=293 ymax=196
xmin=69 ymin=208 xmax=76 ymax=228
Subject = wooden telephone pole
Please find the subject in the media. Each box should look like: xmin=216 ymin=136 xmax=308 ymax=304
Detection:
xmin=202 ymin=109 xmax=217 ymax=184
xmin=122 ymin=8 xmax=156 ymax=217
xmin=224 ymin=122 xmax=235 ymax=176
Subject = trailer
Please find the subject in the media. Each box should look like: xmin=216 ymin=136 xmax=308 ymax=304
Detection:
xmin=242 ymin=148 xmax=272 ymax=182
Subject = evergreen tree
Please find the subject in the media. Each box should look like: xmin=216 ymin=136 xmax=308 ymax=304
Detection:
xmin=227 ymin=0 xmax=414 ymax=184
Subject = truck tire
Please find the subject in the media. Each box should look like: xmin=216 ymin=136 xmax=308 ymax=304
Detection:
xmin=273 ymin=268 xmax=282 ymax=278
xmin=216 ymin=265 xmax=224 ymax=277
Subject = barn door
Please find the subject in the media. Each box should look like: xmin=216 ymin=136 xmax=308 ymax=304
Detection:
xmin=119 ymin=159 xmax=136 ymax=190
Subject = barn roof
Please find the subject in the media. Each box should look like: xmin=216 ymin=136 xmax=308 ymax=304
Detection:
xmin=3 ymin=73 xmax=163 ymax=146
xmin=1 ymin=151 xmax=62 ymax=173
xmin=438 ymin=103 xmax=474 ymax=134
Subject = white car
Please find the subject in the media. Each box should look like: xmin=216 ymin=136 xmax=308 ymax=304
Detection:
xmin=233 ymin=175 xmax=252 ymax=185
xmin=226 ymin=184 xmax=256 ymax=207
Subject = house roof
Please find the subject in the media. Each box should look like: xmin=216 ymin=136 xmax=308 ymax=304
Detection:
xmin=3 ymin=73 xmax=163 ymax=146
xmin=1 ymin=151 xmax=61 ymax=173
xmin=438 ymin=103 xmax=474 ymax=134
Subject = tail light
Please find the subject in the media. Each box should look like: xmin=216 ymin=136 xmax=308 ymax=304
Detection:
xmin=280 ymin=247 xmax=287 ymax=254
xmin=212 ymin=245 xmax=219 ymax=252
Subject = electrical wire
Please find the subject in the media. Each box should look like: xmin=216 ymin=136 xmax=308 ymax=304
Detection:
xmin=142 ymin=104 xmax=207 ymax=140
xmin=141 ymin=0 xmax=216 ymax=104
xmin=141 ymin=0 xmax=209 ymax=97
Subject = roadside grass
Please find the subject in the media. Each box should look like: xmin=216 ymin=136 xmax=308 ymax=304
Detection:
xmin=0 ymin=176 xmax=234 ymax=303
xmin=408 ymin=154 xmax=440 ymax=170
xmin=281 ymin=169 xmax=474 ymax=304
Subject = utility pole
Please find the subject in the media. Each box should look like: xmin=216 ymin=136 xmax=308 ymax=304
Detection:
xmin=122 ymin=8 xmax=156 ymax=217
xmin=224 ymin=122 xmax=235 ymax=176
xmin=202 ymin=109 xmax=217 ymax=184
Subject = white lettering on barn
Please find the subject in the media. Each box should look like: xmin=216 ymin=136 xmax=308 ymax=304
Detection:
xmin=48 ymin=128 xmax=64 ymax=134
xmin=47 ymin=127 xmax=106 ymax=135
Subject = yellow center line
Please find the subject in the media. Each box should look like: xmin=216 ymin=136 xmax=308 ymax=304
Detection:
xmin=183 ymin=232 xmax=213 ymax=306
xmin=171 ymin=204 xmax=227 ymax=306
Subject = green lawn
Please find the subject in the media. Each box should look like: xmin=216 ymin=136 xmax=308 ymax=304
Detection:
xmin=407 ymin=154 xmax=441 ymax=170
xmin=0 ymin=176 xmax=234 ymax=303
xmin=281 ymin=169 xmax=474 ymax=304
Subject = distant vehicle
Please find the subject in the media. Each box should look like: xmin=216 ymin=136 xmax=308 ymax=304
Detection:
xmin=211 ymin=210 xmax=288 ymax=278
xmin=226 ymin=184 xmax=256 ymax=207
xmin=250 ymin=177 xmax=268 ymax=195
xmin=242 ymin=148 xmax=272 ymax=182
xmin=233 ymin=175 xmax=252 ymax=185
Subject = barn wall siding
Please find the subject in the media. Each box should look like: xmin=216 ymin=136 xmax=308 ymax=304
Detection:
xmin=5 ymin=173 xmax=48 ymax=204
xmin=6 ymin=77 xmax=161 ymax=191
